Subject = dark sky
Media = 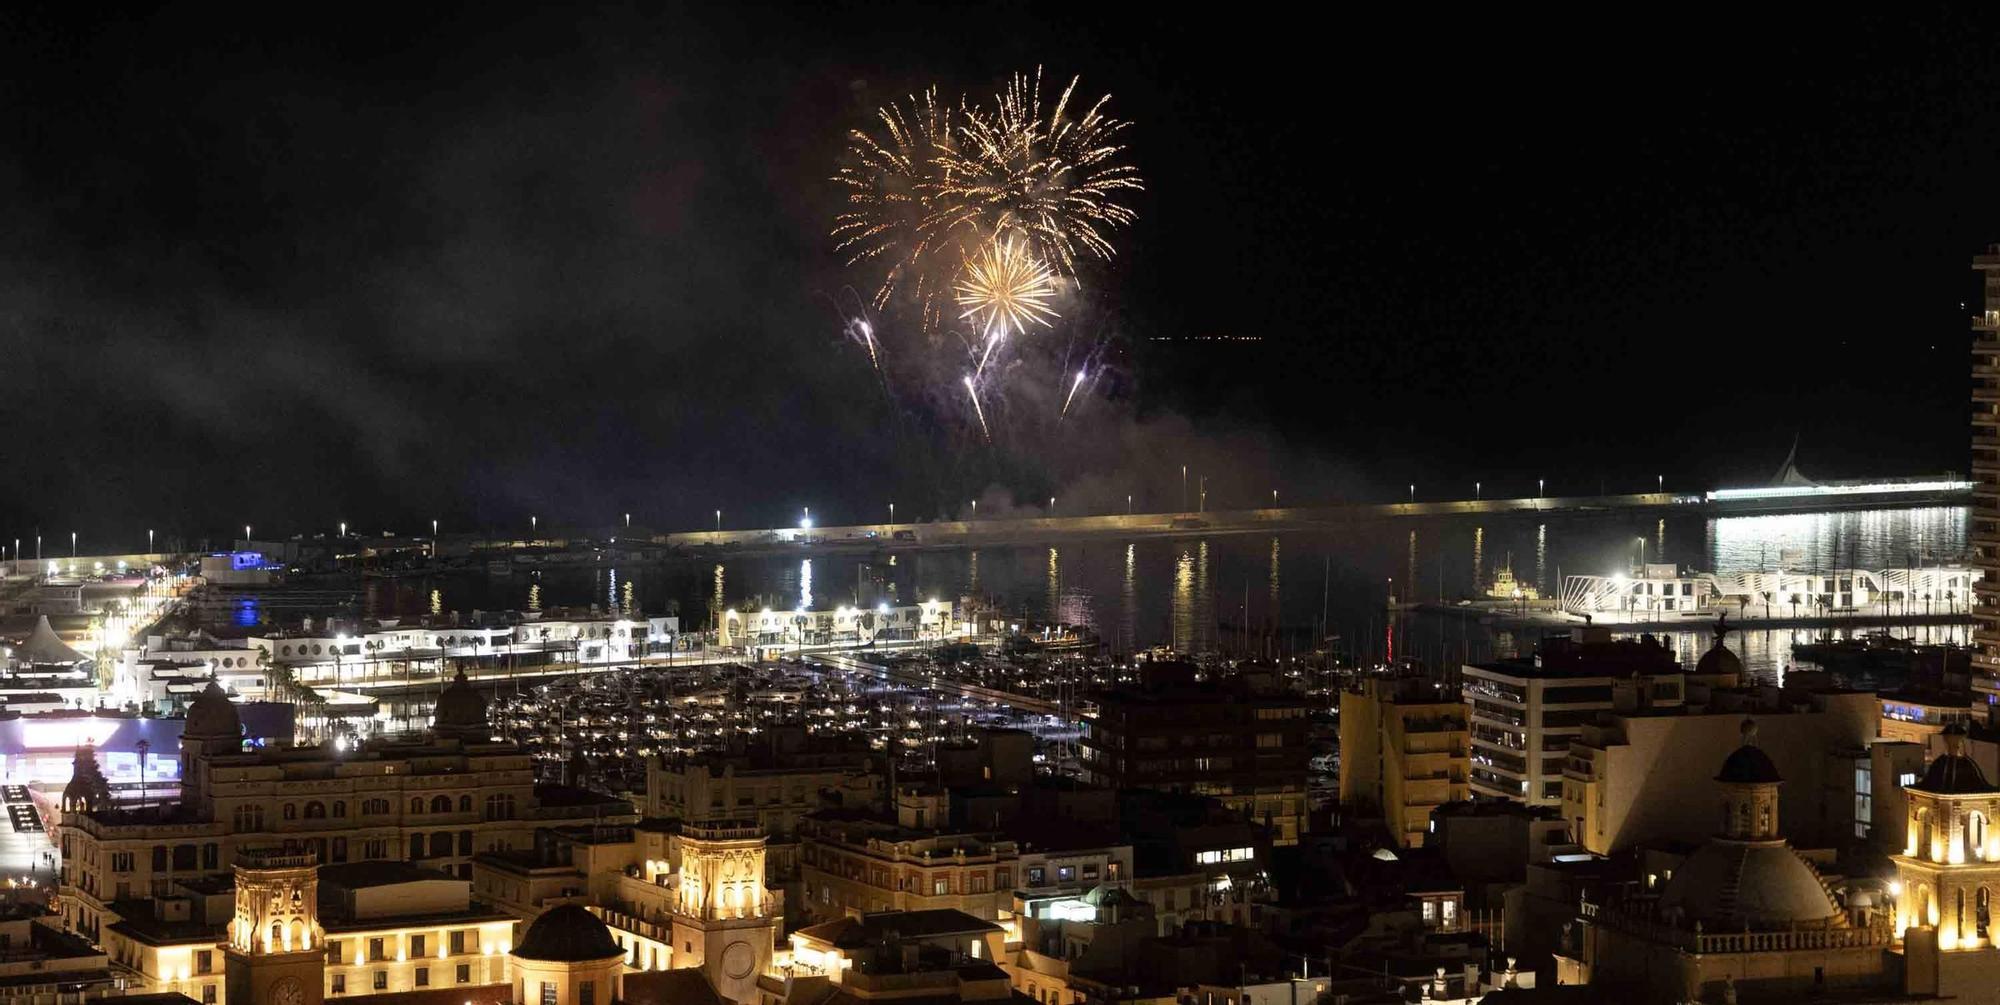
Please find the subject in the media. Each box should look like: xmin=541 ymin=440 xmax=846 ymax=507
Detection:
xmin=1 ymin=5 xmax=1993 ymax=545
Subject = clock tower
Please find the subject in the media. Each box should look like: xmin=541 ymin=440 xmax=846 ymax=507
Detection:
xmin=670 ymin=821 xmax=777 ymax=1004
xmin=224 ymin=847 xmax=325 ymax=1005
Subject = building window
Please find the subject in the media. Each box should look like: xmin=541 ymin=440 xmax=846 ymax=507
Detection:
xmin=542 ymin=983 xmax=557 ymax=1005
xmin=282 ymin=804 xmax=297 ymax=821
xmin=203 ymin=986 xmax=217 ymax=1004
xmin=1028 ymin=867 xmax=1046 ymax=886
xmin=1058 ymin=866 xmax=1075 ymax=884
xmin=373 ymin=973 xmax=387 ymax=992
xmin=580 ymin=981 xmax=595 ymax=1005
xmin=331 ymin=976 xmax=345 ymax=995
xmin=328 ymin=942 xmax=342 ymax=964
xmin=415 ymin=967 xmax=429 ymax=988
xmin=456 ymin=964 xmax=471 ymax=984
xmin=368 ymin=938 xmax=385 ymax=962
xmin=450 ymin=930 xmax=467 ymax=954
xmin=411 ymin=935 xmax=426 ymax=958
xmin=934 ymin=878 xmax=949 ymax=895
xmin=196 ymin=950 xmax=212 ymax=974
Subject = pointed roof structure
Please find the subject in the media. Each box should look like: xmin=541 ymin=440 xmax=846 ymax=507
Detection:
xmin=17 ymin=616 xmax=88 ymax=665
xmin=1768 ymin=435 xmax=1818 ymax=488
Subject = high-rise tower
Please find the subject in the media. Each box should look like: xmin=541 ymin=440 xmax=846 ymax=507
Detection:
xmin=1974 ymin=247 xmax=2000 ymax=704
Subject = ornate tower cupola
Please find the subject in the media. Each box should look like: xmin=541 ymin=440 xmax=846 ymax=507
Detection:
xmin=1715 ymin=718 xmax=1783 ymax=841
xmin=61 ymin=744 xmax=112 ymax=815
xmin=670 ymin=821 xmax=777 ymax=1005
xmin=223 ymin=847 xmax=324 ymax=1005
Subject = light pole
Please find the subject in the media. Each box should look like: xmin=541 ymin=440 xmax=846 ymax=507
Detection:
xmin=624 ymin=513 xmax=631 ymax=529
xmin=1181 ymin=465 xmax=1188 ymax=511
xmin=1636 ymin=536 xmax=1646 ymax=569
xmin=243 ymin=525 xmax=251 ymax=546
xmin=889 ymin=502 xmax=895 ymax=524
xmin=1409 ymin=484 xmax=1415 ymax=504
xmin=715 ymin=509 xmax=722 ymax=532
xmin=136 ymin=739 xmax=149 ymax=810
xmin=1127 ymin=494 xmax=1133 ymax=515
xmin=530 ymin=515 xmax=537 ymax=537
xmin=1048 ymin=496 xmax=1056 ymax=516
xmin=432 ymin=518 xmax=439 ymax=538
xmin=1538 ymin=478 xmax=1544 ymax=497
xmin=148 ymin=529 xmax=154 ymax=554
xmin=970 ymin=500 xmax=977 ymax=520
xmin=339 ymin=521 xmax=346 ymax=538
xmin=71 ymin=532 xmax=76 ymax=558
xmin=1474 ymin=481 xmax=1481 ymax=501
xmin=1657 ymin=474 xmax=1664 ymax=493
xmin=1271 ymin=489 xmax=1278 ymax=508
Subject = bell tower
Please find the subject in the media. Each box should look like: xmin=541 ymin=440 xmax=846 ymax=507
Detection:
xmin=670 ymin=821 xmax=776 ymax=1004
xmin=223 ymin=847 xmax=325 ymax=1005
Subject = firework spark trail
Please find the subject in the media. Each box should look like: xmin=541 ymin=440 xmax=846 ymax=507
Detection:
xmin=1059 ymin=368 xmax=1087 ymax=418
xmin=962 ymin=375 xmax=992 ymax=442
xmin=974 ymin=329 xmax=1006 ymax=381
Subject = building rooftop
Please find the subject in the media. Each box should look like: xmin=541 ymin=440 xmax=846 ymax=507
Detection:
xmin=318 ymin=861 xmax=461 ymax=890
xmin=795 ymin=909 xmax=999 ymax=949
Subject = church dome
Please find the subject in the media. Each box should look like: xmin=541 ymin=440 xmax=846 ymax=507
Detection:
xmin=511 ymin=904 xmax=622 ymax=962
xmin=1695 ymin=616 xmax=1742 ymax=677
xmin=1659 ymin=842 xmax=1841 ymax=930
xmin=1911 ymin=724 xmax=1999 ymax=794
xmin=432 ymin=669 xmax=489 ymax=739
xmin=1714 ymin=720 xmax=1782 ymax=784
xmin=184 ymin=680 xmax=241 ymax=739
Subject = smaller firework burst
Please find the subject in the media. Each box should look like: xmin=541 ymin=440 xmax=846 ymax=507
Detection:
xmin=955 ymin=235 xmax=1058 ymax=337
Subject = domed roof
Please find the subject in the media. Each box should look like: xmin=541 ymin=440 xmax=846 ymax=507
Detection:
xmin=432 ymin=669 xmax=488 ymax=739
xmin=1714 ymin=720 xmax=1781 ymax=784
xmin=1696 ymin=616 xmax=1744 ymax=680
xmin=184 ymin=680 xmax=241 ymax=739
xmin=1659 ymin=841 xmax=1841 ymax=930
xmin=511 ymin=904 xmax=622 ymax=962
xmin=1911 ymin=724 xmax=1999 ymax=794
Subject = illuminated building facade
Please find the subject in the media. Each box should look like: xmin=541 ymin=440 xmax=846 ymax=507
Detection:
xmin=1564 ymin=721 xmax=1896 ymax=1002
xmin=1337 ymin=674 xmax=1467 ymax=848
xmin=1978 ymin=244 xmax=2000 ymax=704
xmin=713 ymin=601 xmax=956 ymax=650
xmin=797 ymin=789 xmax=1131 ymax=924
xmin=1891 ymin=723 xmax=2000 ymax=996
xmin=1463 ymin=629 xmax=1685 ymax=807
xmin=60 ymin=674 xmax=632 ymax=945
xmin=1559 ymin=690 xmax=1875 ymax=855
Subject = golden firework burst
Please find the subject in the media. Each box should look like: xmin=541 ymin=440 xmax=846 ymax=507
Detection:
xmin=955 ymin=236 xmax=1059 ymax=336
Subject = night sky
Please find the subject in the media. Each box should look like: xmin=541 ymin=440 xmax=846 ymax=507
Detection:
xmin=2 ymin=6 xmax=1994 ymax=545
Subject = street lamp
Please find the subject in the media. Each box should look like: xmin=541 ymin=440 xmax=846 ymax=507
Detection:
xmin=715 ymin=509 xmax=722 ymax=532
xmin=148 ymin=529 xmax=154 ymax=554
xmin=624 ymin=513 xmax=631 ymax=529
xmin=1474 ymin=481 xmax=1481 ymax=501
xmin=339 ymin=521 xmax=346 ymax=538
xmin=889 ymin=502 xmax=895 ymax=524
xmin=1409 ymin=484 xmax=1415 ymax=504
xmin=1049 ymin=496 xmax=1056 ymax=515
xmin=530 ymin=515 xmax=537 ymax=535
xmin=433 ymin=518 xmax=439 ymax=537
xmin=1127 ymin=494 xmax=1133 ymax=515
xmin=970 ymin=500 xmax=977 ymax=519
xmin=243 ymin=525 xmax=251 ymax=545
xmin=1657 ymin=474 xmax=1664 ymax=493
xmin=1271 ymin=489 xmax=1278 ymax=507
xmin=1181 ymin=465 xmax=1188 ymax=511
xmin=71 ymin=532 xmax=76 ymax=558
xmin=1538 ymin=478 xmax=1545 ymax=497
